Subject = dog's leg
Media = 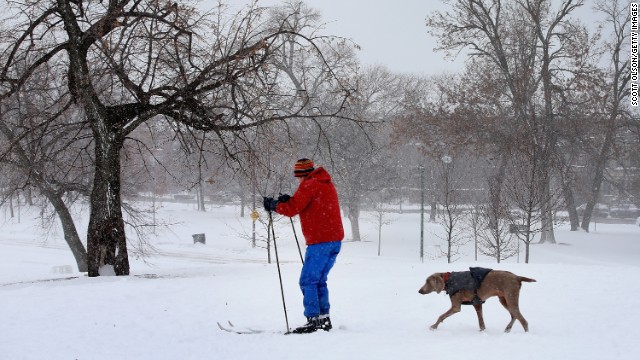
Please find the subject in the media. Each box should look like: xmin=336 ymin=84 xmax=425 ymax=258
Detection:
xmin=497 ymin=296 xmax=513 ymax=331
xmin=504 ymin=316 xmax=517 ymax=332
xmin=510 ymin=292 xmax=529 ymax=332
xmin=515 ymin=311 xmax=529 ymax=332
xmin=500 ymin=295 xmax=529 ymax=332
xmin=509 ymin=305 xmax=529 ymax=332
xmin=504 ymin=310 xmax=529 ymax=332
xmin=430 ymin=304 xmax=461 ymax=330
xmin=498 ymin=296 xmax=517 ymax=332
xmin=473 ymin=303 xmax=486 ymax=331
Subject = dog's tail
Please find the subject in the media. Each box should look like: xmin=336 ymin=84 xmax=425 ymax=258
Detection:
xmin=518 ymin=276 xmax=536 ymax=283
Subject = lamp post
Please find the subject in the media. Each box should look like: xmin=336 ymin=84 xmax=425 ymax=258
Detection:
xmin=251 ymin=153 xmax=257 ymax=248
xmin=420 ymin=165 xmax=425 ymax=263
xmin=410 ymin=142 xmax=427 ymax=263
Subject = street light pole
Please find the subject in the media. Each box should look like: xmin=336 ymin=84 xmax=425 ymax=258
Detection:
xmin=420 ymin=165 xmax=425 ymax=263
xmin=251 ymin=178 xmax=256 ymax=247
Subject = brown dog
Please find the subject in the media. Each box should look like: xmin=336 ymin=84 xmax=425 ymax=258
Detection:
xmin=418 ymin=270 xmax=536 ymax=332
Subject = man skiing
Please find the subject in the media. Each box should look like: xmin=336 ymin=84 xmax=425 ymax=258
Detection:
xmin=263 ymin=158 xmax=344 ymax=334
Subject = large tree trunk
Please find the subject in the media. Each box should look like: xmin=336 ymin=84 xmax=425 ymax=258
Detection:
xmin=60 ymin=0 xmax=130 ymax=276
xmin=87 ymin=137 xmax=129 ymax=277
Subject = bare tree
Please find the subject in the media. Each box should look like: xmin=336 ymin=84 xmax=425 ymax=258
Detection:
xmin=477 ymin=207 xmax=519 ymax=263
xmin=427 ymin=0 xmax=592 ymax=244
xmin=0 ymin=0 xmax=355 ymax=276
xmin=502 ymin=152 xmax=548 ymax=263
xmin=579 ymin=0 xmax=631 ymax=231
xmin=370 ymin=197 xmax=394 ymax=257
xmin=434 ymin=157 xmax=468 ymax=263
xmin=0 ymin=65 xmax=90 ymax=271
xmin=326 ymin=65 xmax=403 ymax=241
xmin=467 ymin=201 xmax=487 ymax=262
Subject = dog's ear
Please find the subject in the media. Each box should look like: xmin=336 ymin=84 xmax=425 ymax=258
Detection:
xmin=434 ymin=273 xmax=445 ymax=294
xmin=426 ymin=274 xmax=444 ymax=294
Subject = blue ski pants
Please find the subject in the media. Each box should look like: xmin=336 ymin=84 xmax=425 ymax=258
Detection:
xmin=299 ymin=241 xmax=341 ymax=318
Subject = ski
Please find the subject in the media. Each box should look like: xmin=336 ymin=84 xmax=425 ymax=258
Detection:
xmin=217 ymin=320 xmax=341 ymax=335
xmin=217 ymin=321 xmax=270 ymax=335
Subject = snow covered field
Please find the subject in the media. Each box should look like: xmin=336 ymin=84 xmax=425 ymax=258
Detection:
xmin=1 ymin=202 xmax=639 ymax=360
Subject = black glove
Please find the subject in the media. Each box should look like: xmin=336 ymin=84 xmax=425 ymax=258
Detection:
xmin=277 ymin=193 xmax=291 ymax=203
xmin=263 ymin=197 xmax=278 ymax=212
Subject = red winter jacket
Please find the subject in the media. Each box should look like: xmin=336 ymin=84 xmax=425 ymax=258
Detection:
xmin=276 ymin=167 xmax=344 ymax=245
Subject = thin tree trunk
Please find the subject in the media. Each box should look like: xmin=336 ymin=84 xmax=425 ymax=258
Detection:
xmin=488 ymin=155 xmax=509 ymax=229
xmin=377 ymin=212 xmax=383 ymax=256
xmin=581 ymin=116 xmax=616 ymax=232
xmin=561 ymin=175 xmax=580 ymax=231
xmin=197 ymin=138 xmax=206 ymax=212
xmin=348 ymin=201 xmax=361 ymax=241
xmin=8 ymin=194 xmax=14 ymax=218
xmin=240 ymin=188 xmax=246 ymax=218
xmin=43 ymin=189 xmax=88 ymax=272
xmin=26 ymin=188 xmax=33 ymax=206
xmin=0 ymin=118 xmax=88 ymax=271
xmin=539 ymin=180 xmax=556 ymax=244
xmin=430 ymin=201 xmax=437 ymax=222
xmin=197 ymin=180 xmax=205 ymax=212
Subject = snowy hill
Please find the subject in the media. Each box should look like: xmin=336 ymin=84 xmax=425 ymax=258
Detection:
xmin=1 ymin=202 xmax=639 ymax=360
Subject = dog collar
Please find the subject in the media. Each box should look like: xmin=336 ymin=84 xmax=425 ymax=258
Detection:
xmin=443 ymin=272 xmax=451 ymax=290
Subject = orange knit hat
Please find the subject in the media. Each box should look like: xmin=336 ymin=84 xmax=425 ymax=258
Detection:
xmin=294 ymin=158 xmax=314 ymax=177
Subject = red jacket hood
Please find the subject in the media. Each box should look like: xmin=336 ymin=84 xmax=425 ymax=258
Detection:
xmin=303 ymin=167 xmax=332 ymax=183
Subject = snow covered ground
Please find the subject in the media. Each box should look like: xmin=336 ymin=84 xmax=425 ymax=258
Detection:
xmin=1 ymin=201 xmax=639 ymax=360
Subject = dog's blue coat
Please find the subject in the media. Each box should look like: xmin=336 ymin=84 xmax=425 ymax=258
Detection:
xmin=445 ymin=267 xmax=493 ymax=304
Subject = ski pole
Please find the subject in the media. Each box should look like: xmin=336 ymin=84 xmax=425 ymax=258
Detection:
xmin=290 ymin=218 xmax=304 ymax=264
xmin=268 ymin=210 xmax=291 ymax=333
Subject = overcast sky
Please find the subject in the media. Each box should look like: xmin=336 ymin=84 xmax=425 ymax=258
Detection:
xmin=287 ymin=0 xmax=465 ymax=75
xmin=216 ymin=0 xmax=605 ymax=76
xmin=214 ymin=0 xmax=463 ymax=75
